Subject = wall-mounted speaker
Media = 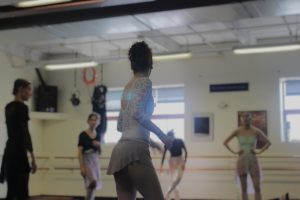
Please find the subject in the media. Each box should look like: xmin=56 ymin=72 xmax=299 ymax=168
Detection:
xmin=35 ymin=85 xmax=58 ymax=112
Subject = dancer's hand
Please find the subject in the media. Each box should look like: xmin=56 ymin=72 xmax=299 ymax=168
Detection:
xmin=237 ymin=150 xmax=244 ymax=155
xmin=92 ymin=140 xmax=101 ymax=147
xmin=80 ymin=167 xmax=86 ymax=177
xmin=150 ymin=139 xmax=163 ymax=153
xmin=161 ymin=135 xmax=173 ymax=149
xmin=251 ymin=149 xmax=258 ymax=155
xmin=31 ymin=160 xmax=37 ymax=174
xmin=159 ymin=166 xmax=164 ymax=174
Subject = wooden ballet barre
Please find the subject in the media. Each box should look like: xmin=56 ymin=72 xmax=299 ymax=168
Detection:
xmin=36 ymin=156 xmax=50 ymax=160
xmin=151 ymin=155 xmax=300 ymax=159
xmin=46 ymin=165 xmax=300 ymax=173
xmin=38 ymin=168 xmax=50 ymax=171
xmin=155 ymin=167 xmax=233 ymax=172
xmin=54 ymin=156 xmax=109 ymax=160
xmin=151 ymin=155 xmax=234 ymax=159
xmin=54 ymin=167 xmax=107 ymax=171
xmin=263 ymin=167 xmax=300 ymax=171
xmin=51 ymin=155 xmax=300 ymax=161
xmin=54 ymin=167 xmax=79 ymax=170
xmin=54 ymin=156 xmax=77 ymax=160
xmin=107 ymin=114 xmax=184 ymax=121
xmin=156 ymin=167 xmax=300 ymax=172
xmin=260 ymin=155 xmax=300 ymax=159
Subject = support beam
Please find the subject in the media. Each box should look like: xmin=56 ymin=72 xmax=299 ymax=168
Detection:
xmin=0 ymin=0 xmax=253 ymax=30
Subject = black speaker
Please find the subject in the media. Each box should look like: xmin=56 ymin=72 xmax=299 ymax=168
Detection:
xmin=35 ymin=85 xmax=58 ymax=112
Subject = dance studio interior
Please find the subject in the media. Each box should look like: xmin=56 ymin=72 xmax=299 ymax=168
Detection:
xmin=1 ymin=0 xmax=300 ymax=200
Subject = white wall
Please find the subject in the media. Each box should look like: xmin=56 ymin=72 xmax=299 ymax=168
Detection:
xmin=41 ymin=50 xmax=300 ymax=199
xmin=0 ymin=52 xmax=44 ymax=197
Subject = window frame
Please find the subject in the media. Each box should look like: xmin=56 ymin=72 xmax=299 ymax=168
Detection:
xmin=280 ymin=78 xmax=300 ymax=142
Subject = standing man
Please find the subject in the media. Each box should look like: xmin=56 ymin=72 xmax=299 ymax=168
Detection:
xmin=0 ymin=78 xmax=37 ymax=200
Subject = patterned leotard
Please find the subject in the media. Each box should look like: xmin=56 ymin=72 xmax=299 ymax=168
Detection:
xmin=236 ymin=135 xmax=260 ymax=176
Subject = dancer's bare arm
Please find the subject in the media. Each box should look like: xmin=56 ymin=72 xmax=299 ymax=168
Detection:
xmin=254 ymin=129 xmax=271 ymax=155
xmin=223 ymin=130 xmax=240 ymax=155
xmin=78 ymin=147 xmax=85 ymax=177
xmin=130 ymin=78 xmax=172 ymax=148
xmin=182 ymin=141 xmax=188 ymax=163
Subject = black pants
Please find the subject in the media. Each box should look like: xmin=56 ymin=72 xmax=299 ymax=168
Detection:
xmin=6 ymin=169 xmax=30 ymax=200
xmin=5 ymin=156 xmax=30 ymax=200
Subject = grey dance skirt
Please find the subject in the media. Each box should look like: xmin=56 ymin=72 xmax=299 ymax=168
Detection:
xmin=83 ymin=151 xmax=102 ymax=189
xmin=107 ymin=138 xmax=154 ymax=175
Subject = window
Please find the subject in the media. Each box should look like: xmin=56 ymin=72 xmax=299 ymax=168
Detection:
xmin=281 ymin=78 xmax=300 ymax=142
xmin=104 ymin=85 xmax=185 ymax=143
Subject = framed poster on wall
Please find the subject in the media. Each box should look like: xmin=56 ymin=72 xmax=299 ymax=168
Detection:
xmin=237 ymin=110 xmax=268 ymax=149
xmin=192 ymin=113 xmax=214 ymax=141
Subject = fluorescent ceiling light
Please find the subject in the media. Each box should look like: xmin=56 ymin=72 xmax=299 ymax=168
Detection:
xmin=17 ymin=0 xmax=72 ymax=7
xmin=233 ymin=44 xmax=300 ymax=55
xmin=153 ymin=52 xmax=192 ymax=61
xmin=45 ymin=61 xmax=98 ymax=70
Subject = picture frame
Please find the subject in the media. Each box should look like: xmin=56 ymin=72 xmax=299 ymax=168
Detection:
xmin=192 ymin=113 xmax=214 ymax=141
xmin=237 ymin=110 xmax=268 ymax=149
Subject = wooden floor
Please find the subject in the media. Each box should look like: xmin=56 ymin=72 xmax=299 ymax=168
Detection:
xmin=29 ymin=197 xmax=138 ymax=200
xmin=29 ymin=197 xmax=215 ymax=200
xmin=29 ymin=198 xmax=201 ymax=200
xmin=5 ymin=197 xmax=295 ymax=200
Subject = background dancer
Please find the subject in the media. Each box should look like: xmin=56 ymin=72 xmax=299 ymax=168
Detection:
xmin=224 ymin=112 xmax=271 ymax=200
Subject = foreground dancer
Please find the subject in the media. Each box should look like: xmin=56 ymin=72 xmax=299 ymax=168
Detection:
xmin=223 ymin=112 xmax=271 ymax=200
xmin=160 ymin=130 xmax=187 ymax=200
xmin=107 ymin=41 xmax=173 ymax=200
xmin=78 ymin=113 xmax=102 ymax=200
xmin=0 ymin=79 xmax=37 ymax=200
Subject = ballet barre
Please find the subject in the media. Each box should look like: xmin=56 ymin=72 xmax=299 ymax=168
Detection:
xmin=24 ymin=155 xmax=300 ymax=173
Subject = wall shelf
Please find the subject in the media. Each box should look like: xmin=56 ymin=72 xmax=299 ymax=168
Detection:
xmin=30 ymin=112 xmax=68 ymax=121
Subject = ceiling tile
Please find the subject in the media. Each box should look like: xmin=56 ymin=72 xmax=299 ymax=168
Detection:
xmin=171 ymin=34 xmax=203 ymax=45
xmin=252 ymin=26 xmax=290 ymax=39
xmin=90 ymin=16 xmax=150 ymax=36
xmin=191 ymin=22 xmax=229 ymax=33
xmin=64 ymin=41 xmax=118 ymax=57
xmin=202 ymin=31 xmax=236 ymax=43
xmin=0 ymin=27 xmax=57 ymax=44
xmin=159 ymin=26 xmax=193 ymax=35
xmin=236 ymin=16 xmax=284 ymax=28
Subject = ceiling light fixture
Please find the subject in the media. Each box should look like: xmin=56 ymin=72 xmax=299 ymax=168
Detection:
xmin=153 ymin=52 xmax=192 ymax=61
xmin=17 ymin=0 xmax=72 ymax=8
xmin=45 ymin=61 xmax=98 ymax=70
xmin=233 ymin=44 xmax=300 ymax=55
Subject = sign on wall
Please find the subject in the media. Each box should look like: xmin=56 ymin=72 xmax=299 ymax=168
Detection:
xmin=210 ymin=83 xmax=249 ymax=92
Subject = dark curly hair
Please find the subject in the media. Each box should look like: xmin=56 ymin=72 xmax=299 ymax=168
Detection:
xmin=128 ymin=41 xmax=152 ymax=74
xmin=12 ymin=78 xmax=30 ymax=95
